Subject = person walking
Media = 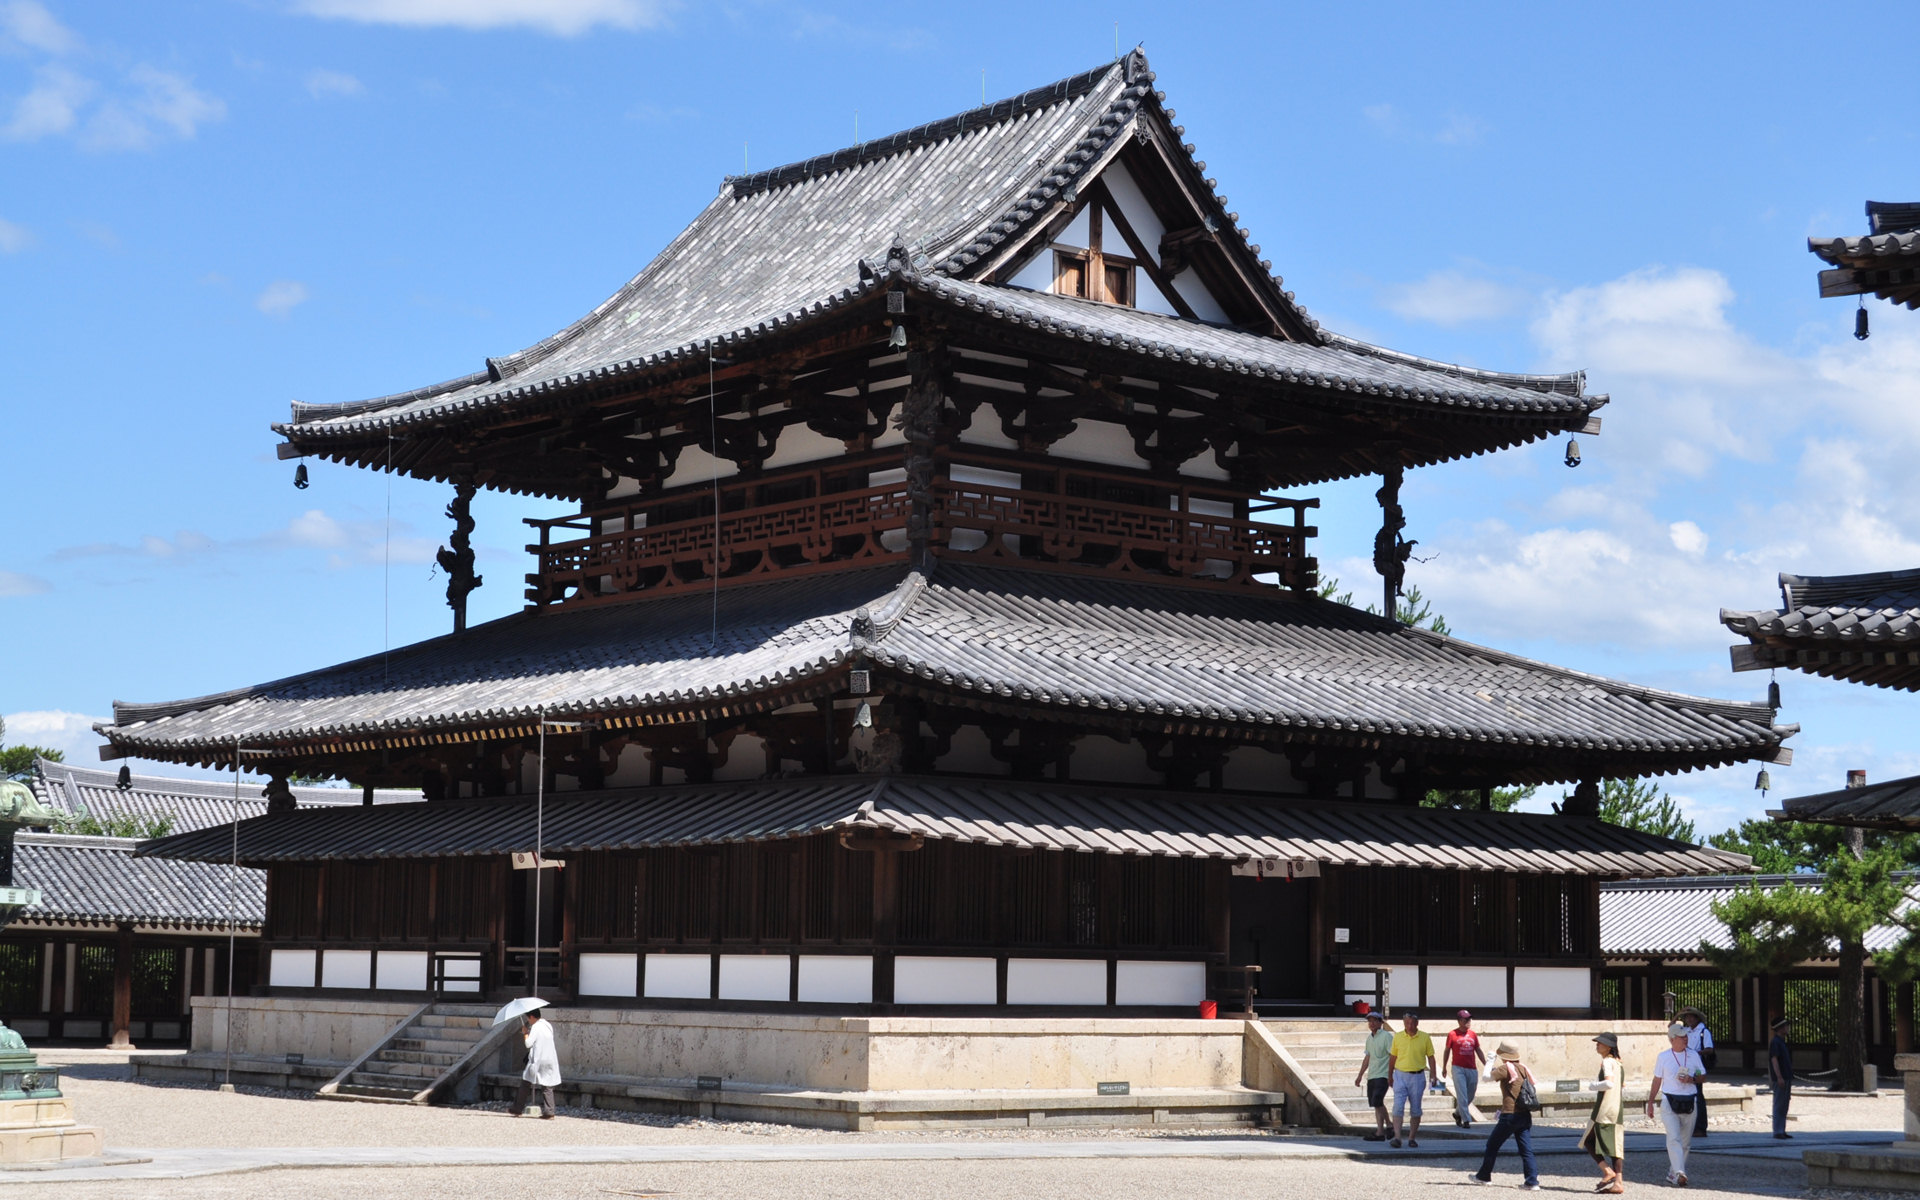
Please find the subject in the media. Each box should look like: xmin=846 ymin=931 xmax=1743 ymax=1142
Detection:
xmin=1389 ymin=1011 xmax=1438 ymax=1148
xmin=1679 ymin=1007 xmax=1715 ymax=1138
xmin=1581 ymin=1032 xmax=1626 ymax=1193
xmin=1768 ymin=1016 xmax=1794 ymax=1140
xmin=1351 ymin=1009 xmax=1395 ymax=1141
xmin=1469 ymin=1041 xmax=1540 ymax=1190
xmin=1647 ymin=1021 xmax=1706 ymax=1186
xmin=1445 ymin=1009 xmax=1489 ymax=1127
xmin=509 ymin=1008 xmax=562 ymax=1119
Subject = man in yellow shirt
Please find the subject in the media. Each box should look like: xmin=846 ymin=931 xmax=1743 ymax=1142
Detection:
xmin=1389 ymin=1012 xmax=1439 ymax=1147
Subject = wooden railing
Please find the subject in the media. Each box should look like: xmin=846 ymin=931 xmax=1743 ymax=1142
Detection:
xmin=525 ymin=460 xmax=1317 ymax=609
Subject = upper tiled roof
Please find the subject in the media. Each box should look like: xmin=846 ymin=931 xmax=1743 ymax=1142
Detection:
xmin=271 ymin=53 xmax=1599 ymax=469
xmin=1601 ymin=872 xmax=1916 ymax=958
xmin=13 ymin=833 xmax=263 ymax=932
xmin=31 ymin=758 xmax=418 ymax=833
xmin=99 ymin=563 xmax=1789 ymax=782
xmin=1810 ymin=201 xmax=1920 ymax=309
xmin=1722 ymin=568 xmax=1920 ymax=690
xmin=139 ymin=775 xmax=1748 ymax=879
xmin=1775 ymin=773 xmax=1920 ymax=831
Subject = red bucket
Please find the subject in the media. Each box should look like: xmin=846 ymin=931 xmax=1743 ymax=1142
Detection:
xmin=1198 ymin=1000 xmax=1218 ymax=1020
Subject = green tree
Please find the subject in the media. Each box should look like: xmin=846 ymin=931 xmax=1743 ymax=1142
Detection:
xmin=52 ymin=811 xmax=175 ymax=839
xmin=1708 ymin=818 xmax=1920 ymax=874
xmin=1316 ymin=577 xmax=1450 ymax=634
xmin=1576 ymin=777 xmax=1697 ymax=842
xmin=1422 ymin=785 xmax=1537 ymax=813
xmin=0 ymin=717 xmax=64 ymax=781
xmin=1705 ymin=836 xmax=1906 ymax=1091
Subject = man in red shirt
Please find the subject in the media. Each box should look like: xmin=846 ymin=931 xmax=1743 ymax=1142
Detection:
xmin=1444 ymin=1009 xmax=1488 ymax=1127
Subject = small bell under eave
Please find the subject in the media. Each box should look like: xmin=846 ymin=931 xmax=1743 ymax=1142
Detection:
xmin=1755 ymin=767 xmax=1772 ymax=795
xmin=1767 ymin=678 xmax=1781 ymax=709
xmin=116 ymin=763 xmax=132 ymax=789
xmin=293 ymin=461 xmax=310 ymax=489
xmin=1856 ymin=303 xmax=1871 ymax=341
xmin=1564 ymin=436 xmax=1581 ymax=468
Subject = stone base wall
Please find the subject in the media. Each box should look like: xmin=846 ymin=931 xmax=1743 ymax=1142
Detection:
xmin=1268 ymin=1017 xmax=1674 ymax=1082
xmin=186 ymin=997 xmax=1249 ymax=1093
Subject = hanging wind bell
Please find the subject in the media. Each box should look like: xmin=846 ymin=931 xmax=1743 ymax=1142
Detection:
xmin=293 ymin=461 xmax=310 ymax=489
xmin=1564 ymin=436 xmax=1581 ymax=468
xmin=1767 ymin=677 xmax=1781 ymax=709
xmin=1754 ymin=767 xmax=1772 ymax=795
xmin=1856 ymin=300 xmax=1871 ymax=341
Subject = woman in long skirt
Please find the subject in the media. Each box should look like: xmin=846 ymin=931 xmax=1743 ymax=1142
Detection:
xmin=1584 ymin=1032 xmax=1625 ymax=1193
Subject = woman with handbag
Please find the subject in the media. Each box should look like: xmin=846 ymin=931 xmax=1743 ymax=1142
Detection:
xmin=1469 ymin=1041 xmax=1540 ymax=1190
xmin=1582 ymin=1032 xmax=1626 ymax=1193
xmin=1647 ymin=1022 xmax=1706 ymax=1186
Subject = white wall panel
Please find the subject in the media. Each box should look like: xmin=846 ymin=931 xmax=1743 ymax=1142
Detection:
xmin=578 ymin=953 xmax=640 ymax=999
xmin=375 ymin=951 xmax=428 ymax=992
xmin=1007 ymin=958 xmax=1106 ymax=1006
xmin=797 ymin=956 xmax=873 ymax=1004
xmin=268 ymin=948 xmax=316 ymax=988
xmin=644 ymin=954 xmax=713 ymax=1000
xmin=1514 ymin=967 xmax=1591 ymax=1009
xmin=1425 ymin=966 xmax=1507 ymax=1010
xmin=319 ymin=949 xmax=372 ymax=990
xmin=718 ymin=955 xmax=791 ymax=1001
xmin=1115 ymin=960 xmax=1205 ymax=1006
xmin=894 ymin=956 xmax=995 ymax=1005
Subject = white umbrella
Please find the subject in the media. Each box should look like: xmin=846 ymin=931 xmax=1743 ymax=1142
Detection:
xmin=492 ymin=996 xmax=550 ymax=1026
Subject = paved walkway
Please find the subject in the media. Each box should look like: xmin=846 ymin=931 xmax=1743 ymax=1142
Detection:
xmin=3 ymin=1129 xmax=1894 ymax=1184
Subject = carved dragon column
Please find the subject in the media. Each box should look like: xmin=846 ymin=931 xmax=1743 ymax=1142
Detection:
xmin=436 ymin=469 xmax=484 ymax=633
xmin=1373 ymin=462 xmax=1415 ymax=621
xmin=897 ymin=344 xmax=946 ymax=573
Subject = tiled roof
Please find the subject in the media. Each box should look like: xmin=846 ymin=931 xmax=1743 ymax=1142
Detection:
xmin=1809 ymin=202 xmax=1920 ymax=309
xmin=12 ymin=833 xmax=263 ymax=932
xmin=1776 ymin=774 xmax=1920 ymax=831
xmin=99 ymin=563 xmax=1790 ymax=781
xmin=1722 ymin=568 xmax=1920 ymax=690
xmin=271 ymin=53 xmax=1598 ymax=471
xmin=31 ymin=758 xmax=418 ymax=833
xmin=1600 ymin=872 xmax=1915 ymax=959
xmin=138 ymin=775 xmax=1747 ymax=879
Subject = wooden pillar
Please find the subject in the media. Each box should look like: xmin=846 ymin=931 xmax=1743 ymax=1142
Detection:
xmin=109 ymin=925 xmax=135 ymax=1050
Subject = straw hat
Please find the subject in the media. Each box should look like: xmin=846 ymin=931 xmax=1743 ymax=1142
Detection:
xmin=1495 ymin=1041 xmax=1522 ymax=1061
xmin=1678 ymin=1006 xmax=1706 ymax=1020
xmin=1667 ymin=1022 xmax=1689 ymax=1038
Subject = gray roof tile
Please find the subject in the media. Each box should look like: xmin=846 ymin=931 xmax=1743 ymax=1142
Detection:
xmin=1601 ymin=872 xmax=1913 ymax=958
xmin=32 ymin=758 xmax=417 ymax=833
xmin=13 ymin=834 xmax=262 ymax=931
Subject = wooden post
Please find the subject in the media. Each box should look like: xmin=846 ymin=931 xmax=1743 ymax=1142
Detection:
xmin=110 ymin=925 xmax=135 ymax=1050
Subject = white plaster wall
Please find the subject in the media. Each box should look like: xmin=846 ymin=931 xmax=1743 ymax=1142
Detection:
xmin=759 ymin=425 xmax=845 ymax=471
xmin=798 ymin=956 xmax=873 ymax=1004
xmin=578 ymin=953 xmax=640 ymax=999
xmin=1006 ymin=958 xmax=1107 ymax=1006
xmin=1170 ymin=267 xmax=1231 ymax=324
xmin=1514 ymin=968 xmax=1592 ymax=1009
xmin=895 ymin=956 xmax=996 ymax=1006
xmin=871 ymin=402 xmax=906 ymax=449
xmin=719 ymin=955 xmax=792 ymax=1002
xmin=1048 ymin=419 xmax=1148 ymax=470
xmin=645 ymin=954 xmax=713 ymax=1000
xmin=1068 ymin=735 xmax=1152 ymax=785
xmin=1115 ymin=961 xmax=1207 ymax=1007
xmin=956 ymin=406 xmax=1020 ymax=451
xmin=269 ymin=949 xmax=316 ymax=988
xmin=712 ymin=733 xmax=767 ymax=783
xmin=375 ymin=951 xmax=428 ymax=992
xmin=1006 ymin=250 xmax=1054 ymax=292
xmin=1343 ymin=963 xmax=1418 ymax=1009
xmin=662 ymin=444 xmax=739 ymax=489
xmin=932 ymin=725 xmax=1004 ymax=776
xmin=1426 ymin=966 xmax=1509 ymax=1010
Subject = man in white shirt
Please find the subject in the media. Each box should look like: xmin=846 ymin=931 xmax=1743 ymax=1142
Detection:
xmin=1680 ymin=1007 xmax=1715 ymax=1138
xmin=1647 ymin=1021 xmax=1706 ymax=1186
xmin=510 ymin=1009 xmax=563 ymax=1119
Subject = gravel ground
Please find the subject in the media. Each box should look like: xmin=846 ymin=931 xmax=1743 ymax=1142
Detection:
xmin=22 ymin=1052 xmax=1912 ymax=1199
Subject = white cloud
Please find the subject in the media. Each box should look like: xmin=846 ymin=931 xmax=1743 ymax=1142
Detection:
xmin=291 ymin=0 xmax=675 ymax=36
xmin=0 ymin=569 xmax=49 ymax=596
xmin=0 ymin=215 xmax=29 ymax=252
xmin=1381 ymin=270 xmax=1529 ymax=325
xmin=1 ymin=63 xmax=89 ymax=139
xmin=1 ymin=709 xmax=111 ymax=765
xmin=0 ymin=1 xmax=77 ymax=55
xmin=1361 ymin=102 xmax=1486 ymax=146
xmin=1434 ymin=111 xmax=1486 ymax=146
xmin=256 ymin=279 xmax=310 ymax=317
xmin=49 ymin=511 xmax=436 ymax=572
xmin=1668 ymin=520 xmax=1708 ymax=557
xmin=305 ymin=68 xmax=364 ymax=98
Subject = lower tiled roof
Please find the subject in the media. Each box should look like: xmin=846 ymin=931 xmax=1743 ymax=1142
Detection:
xmin=1722 ymin=568 xmax=1920 ymax=690
xmin=99 ymin=564 xmax=1789 ymax=781
xmin=1601 ymin=872 xmax=1915 ymax=959
xmin=136 ymin=775 xmax=1748 ymax=878
xmin=32 ymin=758 xmax=417 ymax=834
xmin=1776 ymin=774 xmax=1920 ymax=830
xmin=13 ymin=834 xmax=263 ymax=932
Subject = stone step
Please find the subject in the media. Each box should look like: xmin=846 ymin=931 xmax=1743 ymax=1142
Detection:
xmin=390 ymin=1036 xmax=486 ymax=1056
xmin=417 ymin=1013 xmax=491 ymax=1030
xmin=360 ymin=1058 xmax=441 ymax=1080
xmin=377 ymin=1049 xmax=462 ymax=1067
xmin=349 ymin=1070 xmax=429 ymax=1094
xmin=326 ymin=1085 xmax=416 ymax=1103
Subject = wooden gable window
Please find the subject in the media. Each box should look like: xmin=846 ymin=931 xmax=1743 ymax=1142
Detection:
xmin=1103 ymin=259 xmax=1134 ymax=307
xmin=1053 ymin=247 xmax=1135 ymax=308
xmin=1054 ymin=250 xmax=1088 ymax=299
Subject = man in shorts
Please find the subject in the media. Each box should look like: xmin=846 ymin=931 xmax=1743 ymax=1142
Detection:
xmin=1351 ymin=1010 xmax=1394 ymax=1141
xmin=1389 ymin=1011 xmax=1438 ymax=1147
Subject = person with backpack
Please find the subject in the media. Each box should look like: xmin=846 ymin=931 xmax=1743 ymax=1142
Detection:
xmin=1679 ymin=1007 xmax=1716 ymax=1138
xmin=1581 ymin=1032 xmax=1626 ymax=1193
xmin=1469 ymin=1040 xmax=1540 ymax=1190
xmin=1647 ymin=1021 xmax=1706 ymax=1186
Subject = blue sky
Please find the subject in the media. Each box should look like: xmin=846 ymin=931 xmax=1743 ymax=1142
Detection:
xmin=3 ymin=1 xmax=1916 ymax=836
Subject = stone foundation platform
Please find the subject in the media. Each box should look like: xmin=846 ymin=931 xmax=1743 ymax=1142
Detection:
xmin=0 ymin=1096 xmax=102 ymax=1166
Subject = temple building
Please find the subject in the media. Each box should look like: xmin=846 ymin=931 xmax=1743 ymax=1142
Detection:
xmin=116 ymin=53 xmax=1778 ymax=1031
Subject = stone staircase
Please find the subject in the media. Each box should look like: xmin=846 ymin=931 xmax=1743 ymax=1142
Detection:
xmin=318 ymin=1003 xmax=513 ymax=1105
xmin=1264 ymin=1022 xmax=1486 ymax=1125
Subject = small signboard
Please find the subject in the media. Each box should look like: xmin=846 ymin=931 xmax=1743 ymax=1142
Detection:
xmin=0 ymin=887 xmax=40 ymax=907
xmin=1333 ymin=928 xmax=1350 ymax=944
xmin=285 ymin=1053 xmax=304 ymax=1065
xmin=1556 ymin=1080 xmax=1582 ymax=1094
xmin=511 ymin=852 xmax=566 ymax=871
xmin=696 ymin=1075 xmax=722 ymax=1090
xmin=1096 ymin=1081 xmax=1130 ymax=1096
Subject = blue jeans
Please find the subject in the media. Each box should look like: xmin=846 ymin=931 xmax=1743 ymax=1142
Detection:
xmin=1475 ymin=1111 xmax=1538 ymax=1186
xmin=1772 ymin=1081 xmax=1791 ymax=1135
